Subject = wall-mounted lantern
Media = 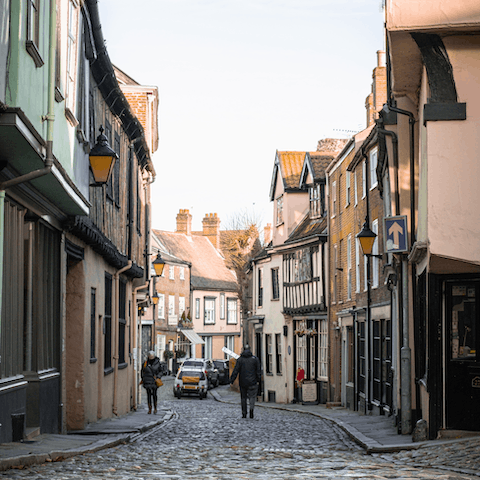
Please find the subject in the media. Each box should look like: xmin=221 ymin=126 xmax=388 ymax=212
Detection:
xmin=89 ymin=126 xmax=118 ymax=185
xmin=152 ymin=253 xmax=166 ymax=277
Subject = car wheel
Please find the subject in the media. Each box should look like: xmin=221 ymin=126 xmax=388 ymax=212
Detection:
xmin=214 ymin=378 xmax=219 ymax=388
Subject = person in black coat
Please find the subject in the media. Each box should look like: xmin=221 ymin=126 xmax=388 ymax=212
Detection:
xmin=141 ymin=351 xmax=162 ymax=414
xmin=229 ymin=345 xmax=261 ymax=418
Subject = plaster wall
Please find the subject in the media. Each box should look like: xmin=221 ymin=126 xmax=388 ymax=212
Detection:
xmin=426 ymin=37 xmax=480 ymax=265
xmin=387 ymin=0 xmax=480 ymax=32
xmin=0 ymin=0 xmax=9 ymax=103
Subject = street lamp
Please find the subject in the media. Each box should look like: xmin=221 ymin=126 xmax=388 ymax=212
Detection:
xmin=89 ymin=126 xmax=118 ymax=185
xmin=152 ymin=253 xmax=165 ymax=277
xmin=151 ymin=291 xmax=159 ymax=305
xmin=357 ymin=220 xmax=382 ymax=258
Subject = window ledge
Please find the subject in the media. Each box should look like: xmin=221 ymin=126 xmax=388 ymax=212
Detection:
xmin=90 ymin=357 xmax=97 ymax=364
xmin=26 ymin=41 xmax=44 ymax=68
xmin=118 ymin=362 xmax=128 ymax=370
xmin=104 ymin=367 xmax=114 ymax=376
xmin=266 ymin=372 xmax=274 ymax=376
xmin=55 ymin=86 xmax=65 ymax=103
xmin=65 ymin=107 xmax=79 ymax=127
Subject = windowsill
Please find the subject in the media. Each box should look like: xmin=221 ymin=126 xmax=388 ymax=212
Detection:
xmin=118 ymin=362 xmax=128 ymax=370
xmin=104 ymin=367 xmax=114 ymax=376
xmin=370 ymin=184 xmax=378 ymax=191
xmin=276 ymin=372 xmax=283 ymax=376
xmin=65 ymin=107 xmax=79 ymax=127
xmin=26 ymin=40 xmax=44 ymax=68
xmin=266 ymin=372 xmax=274 ymax=376
xmin=90 ymin=358 xmax=97 ymax=364
xmin=227 ymin=322 xmax=238 ymax=326
xmin=55 ymin=86 xmax=64 ymax=103
xmin=276 ymin=222 xmax=284 ymax=227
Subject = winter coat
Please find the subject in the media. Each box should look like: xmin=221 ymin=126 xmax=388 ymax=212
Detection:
xmin=229 ymin=349 xmax=261 ymax=388
xmin=141 ymin=356 xmax=162 ymax=390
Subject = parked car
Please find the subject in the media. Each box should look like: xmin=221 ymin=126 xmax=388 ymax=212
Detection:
xmin=213 ymin=359 xmax=230 ymax=385
xmin=180 ymin=359 xmax=219 ymax=389
xmin=173 ymin=366 xmax=208 ymax=399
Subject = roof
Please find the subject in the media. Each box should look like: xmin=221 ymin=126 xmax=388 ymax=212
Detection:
xmin=269 ymin=151 xmax=306 ymax=200
xmin=152 ymin=230 xmax=238 ymax=292
xmin=284 ymin=214 xmax=328 ymax=245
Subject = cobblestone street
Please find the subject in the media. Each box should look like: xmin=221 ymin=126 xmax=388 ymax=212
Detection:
xmin=1 ymin=382 xmax=479 ymax=479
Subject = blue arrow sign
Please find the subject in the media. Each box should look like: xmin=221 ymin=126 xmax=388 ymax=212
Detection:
xmin=384 ymin=216 xmax=408 ymax=253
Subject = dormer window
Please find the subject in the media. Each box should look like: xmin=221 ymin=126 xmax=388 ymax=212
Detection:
xmin=276 ymin=195 xmax=284 ymax=225
xmin=309 ymin=184 xmax=322 ymax=218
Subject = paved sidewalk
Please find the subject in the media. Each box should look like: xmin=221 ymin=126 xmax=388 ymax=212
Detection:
xmin=210 ymin=385 xmax=480 ymax=454
xmin=0 ymin=389 xmax=174 ymax=472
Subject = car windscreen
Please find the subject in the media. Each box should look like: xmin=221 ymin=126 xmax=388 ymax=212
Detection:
xmin=178 ymin=370 xmax=205 ymax=380
xmin=214 ymin=361 xmax=225 ymax=370
xmin=182 ymin=361 xmax=204 ymax=367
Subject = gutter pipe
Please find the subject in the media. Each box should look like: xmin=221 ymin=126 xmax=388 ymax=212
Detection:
xmin=0 ymin=0 xmax=56 ymax=366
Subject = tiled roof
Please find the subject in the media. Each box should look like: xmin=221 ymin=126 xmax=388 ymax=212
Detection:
xmin=308 ymin=152 xmax=336 ymax=180
xmin=152 ymin=230 xmax=238 ymax=292
xmin=277 ymin=151 xmax=306 ymax=189
xmin=284 ymin=214 xmax=327 ymax=245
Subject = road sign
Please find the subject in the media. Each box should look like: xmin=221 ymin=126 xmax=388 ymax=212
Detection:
xmin=222 ymin=346 xmax=239 ymax=359
xmin=384 ymin=215 xmax=408 ymax=253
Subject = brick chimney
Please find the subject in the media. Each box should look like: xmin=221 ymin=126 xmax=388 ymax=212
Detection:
xmin=365 ymin=50 xmax=386 ymax=127
xmin=264 ymin=223 xmax=272 ymax=245
xmin=176 ymin=209 xmax=192 ymax=235
xmin=202 ymin=213 xmax=221 ymax=249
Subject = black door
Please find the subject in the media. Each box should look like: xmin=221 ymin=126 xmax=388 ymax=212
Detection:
xmin=445 ymin=280 xmax=480 ymax=431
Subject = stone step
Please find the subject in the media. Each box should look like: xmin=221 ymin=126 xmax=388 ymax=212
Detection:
xmin=25 ymin=426 xmax=40 ymax=440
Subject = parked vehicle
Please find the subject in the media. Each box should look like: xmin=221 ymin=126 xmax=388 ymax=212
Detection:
xmin=173 ymin=366 xmax=208 ymax=399
xmin=213 ymin=359 xmax=230 ymax=385
xmin=180 ymin=359 xmax=219 ymax=388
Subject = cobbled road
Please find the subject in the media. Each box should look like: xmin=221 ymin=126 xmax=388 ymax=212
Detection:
xmin=2 ymin=381 xmax=478 ymax=479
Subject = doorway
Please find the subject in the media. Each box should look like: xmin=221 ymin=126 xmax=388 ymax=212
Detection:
xmin=445 ymin=280 xmax=480 ymax=431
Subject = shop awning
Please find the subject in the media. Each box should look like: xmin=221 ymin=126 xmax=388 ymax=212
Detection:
xmin=180 ymin=329 xmax=205 ymax=345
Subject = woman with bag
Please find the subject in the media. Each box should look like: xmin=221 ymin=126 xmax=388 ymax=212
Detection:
xmin=141 ymin=350 xmax=162 ymax=414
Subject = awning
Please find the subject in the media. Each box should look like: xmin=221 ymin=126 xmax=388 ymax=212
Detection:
xmin=180 ymin=329 xmax=205 ymax=345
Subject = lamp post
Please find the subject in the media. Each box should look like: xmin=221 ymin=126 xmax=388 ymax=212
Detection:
xmin=89 ymin=126 xmax=118 ymax=185
xmin=152 ymin=253 xmax=165 ymax=277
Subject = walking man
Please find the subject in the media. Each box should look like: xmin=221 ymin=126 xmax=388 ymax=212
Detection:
xmin=229 ymin=345 xmax=261 ymax=418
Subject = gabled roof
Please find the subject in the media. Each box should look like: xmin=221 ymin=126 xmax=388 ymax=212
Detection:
xmin=152 ymin=230 xmax=238 ymax=292
xmin=269 ymin=151 xmax=306 ymax=201
xmin=284 ymin=213 xmax=328 ymax=245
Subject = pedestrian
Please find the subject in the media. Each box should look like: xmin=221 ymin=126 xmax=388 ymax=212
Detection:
xmin=229 ymin=345 xmax=261 ymax=419
xmin=141 ymin=350 xmax=162 ymax=414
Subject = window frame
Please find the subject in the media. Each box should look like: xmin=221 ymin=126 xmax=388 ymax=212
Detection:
xmin=169 ymin=265 xmax=175 ymax=280
xmin=158 ymin=293 xmax=165 ymax=319
xmin=372 ymin=219 xmax=379 ymax=288
xmin=26 ymin=0 xmax=44 ymax=67
xmin=370 ymin=147 xmax=378 ymax=190
xmin=220 ymin=293 xmax=225 ymax=319
xmin=275 ymin=333 xmax=282 ymax=374
xmin=204 ymin=297 xmax=216 ymax=325
xmin=345 ymin=171 xmax=351 ymax=207
xmin=276 ymin=195 xmax=284 ymax=225
xmin=258 ymin=268 xmax=263 ymax=308
xmin=271 ymin=267 xmax=280 ymax=300
xmin=227 ymin=298 xmax=238 ymax=325
xmin=195 ymin=298 xmax=200 ymax=319
xmin=265 ymin=334 xmax=273 ymax=374
xmin=331 ymin=181 xmax=337 ymax=218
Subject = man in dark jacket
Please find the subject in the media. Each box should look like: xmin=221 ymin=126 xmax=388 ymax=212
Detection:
xmin=229 ymin=345 xmax=261 ymax=418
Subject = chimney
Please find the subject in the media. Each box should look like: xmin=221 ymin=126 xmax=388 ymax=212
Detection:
xmin=202 ymin=213 xmax=221 ymax=249
xmin=264 ymin=223 xmax=272 ymax=245
xmin=176 ymin=209 xmax=192 ymax=235
xmin=365 ymin=50 xmax=387 ymax=127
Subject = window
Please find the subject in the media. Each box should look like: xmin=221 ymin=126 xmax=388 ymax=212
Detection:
xmin=66 ymin=0 xmax=79 ymax=116
xmin=347 ymin=235 xmax=352 ymax=300
xmin=265 ymin=334 xmax=273 ymax=374
xmin=362 ymin=161 xmax=367 ymax=198
xmin=169 ymin=265 xmax=174 ymax=280
xmin=26 ymin=0 xmax=43 ymax=67
xmin=224 ymin=336 xmax=235 ymax=359
xmin=104 ymin=274 xmax=113 ymax=372
xmin=158 ymin=293 xmax=165 ymax=319
xmin=90 ymin=288 xmax=96 ymax=361
xmin=309 ymin=184 xmax=321 ymax=217
xmin=318 ymin=319 xmax=328 ymax=380
xmin=271 ymin=268 xmax=279 ymax=300
xmin=179 ymin=296 xmax=185 ymax=316
xmin=258 ymin=268 xmax=263 ymax=307
xmin=118 ymin=279 xmax=126 ymax=365
xmin=204 ymin=298 xmax=215 ymax=324
xmin=105 ymin=121 xmax=113 ymax=200
xmin=372 ymin=219 xmax=379 ymax=288
xmin=333 ymin=244 xmax=338 ymax=303
xmin=356 ymin=238 xmax=361 ymax=293
xmin=275 ymin=334 xmax=282 ymax=374
xmin=179 ymin=267 xmax=185 ymax=280
xmin=227 ymin=298 xmax=237 ymax=324
xmin=364 ymin=253 xmax=368 ymax=292
xmin=331 ymin=181 xmax=337 ymax=218
xmin=346 ymin=171 xmax=351 ymax=207
xmin=276 ymin=196 xmax=284 ymax=225
xmin=114 ymin=134 xmax=121 ymax=206
xmin=168 ymin=295 xmax=175 ymax=316
xmin=195 ymin=298 xmax=200 ymax=319
xmin=354 ymin=170 xmax=358 ymax=206
xmin=220 ymin=293 xmax=225 ymax=319
xmin=203 ymin=336 xmax=212 ymax=359
xmin=370 ymin=148 xmax=378 ymax=190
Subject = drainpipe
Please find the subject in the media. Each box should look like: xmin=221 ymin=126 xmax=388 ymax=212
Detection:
xmin=0 ymin=0 xmax=56 ymax=366
xmin=132 ymin=280 xmax=149 ymax=410
xmin=112 ymin=261 xmax=132 ymax=416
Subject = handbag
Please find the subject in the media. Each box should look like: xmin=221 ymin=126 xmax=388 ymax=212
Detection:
xmin=155 ymin=377 xmax=163 ymax=387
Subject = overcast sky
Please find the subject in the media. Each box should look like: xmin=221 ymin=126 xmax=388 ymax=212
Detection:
xmin=97 ymin=0 xmax=385 ymax=232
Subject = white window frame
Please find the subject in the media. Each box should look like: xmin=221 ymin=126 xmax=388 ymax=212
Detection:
xmin=179 ymin=266 xmax=185 ymax=280
xmin=331 ymin=181 xmax=337 ymax=218
xmin=195 ymin=298 xmax=200 ymax=319
xmin=370 ymin=147 xmax=378 ymax=190
xmin=220 ymin=293 xmax=225 ymax=319
xmin=333 ymin=244 xmax=338 ymax=303
xmin=169 ymin=265 xmax=174 ymax=280
xmin=168 ymin=295 xmax=175 ymax=316
xmin=356 ymin=238 xmax=361 ymax=293
xmin=179 ymin=296 xmax=185 ymax=316
xmin=347 ymin=234 xmax=352 ymax=300
xmin=345 ymin=171 xmax=351 ymax=207
xmin=318 ymin=319 xmax=328 ymax=381
xmin=276 ymin=195 xmax=284 ymax=225
xmin=204 ymin=298 xmax=215 ymax=325
xmin=364 ymin=254 xmax=368 ymax=292
xmin=227 ymin=298 xmax=238 ymax=324
xmin=158 ymin=293 xmax=165 ymax=319
xmin=66 ymin=0 xmax=79 ymax=113
xmin=266 ymin=334 xmax=273 ymax=374
xmin=203 ymin=336 xmax=213 ymax=359
xmin=354 ymin=170 xmax=358 ymax=206
xmin=372 ymin=219 xmax=379 ymax=288
xmin=362 ymin=160 xmax=367 ymax=199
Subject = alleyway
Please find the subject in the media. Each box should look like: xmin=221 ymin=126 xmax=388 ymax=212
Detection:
xmin=2 ymin=379 xmax=477 ymax=479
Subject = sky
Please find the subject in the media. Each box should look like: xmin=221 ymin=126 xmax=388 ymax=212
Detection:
xmin=97 ymin=0 xmax=385 ymax=232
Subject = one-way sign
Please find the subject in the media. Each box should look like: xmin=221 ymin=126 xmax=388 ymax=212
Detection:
xmin=384 ymin=215 xmax=408 ymax=253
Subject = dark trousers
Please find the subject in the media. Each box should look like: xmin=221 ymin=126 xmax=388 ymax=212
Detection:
xmin=146 ymin=387 xmax=158 ymax=407
xmin=240 ymin=385 xmax=258 ymax=416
